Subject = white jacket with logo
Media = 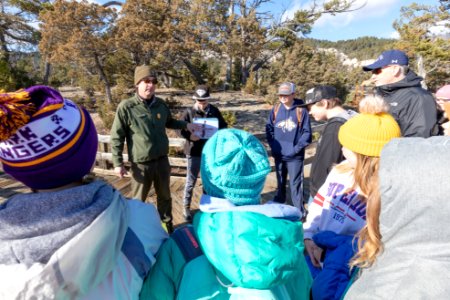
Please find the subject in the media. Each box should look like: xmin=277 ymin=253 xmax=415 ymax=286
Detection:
xmin=303 ymin=163 xmax=366 ymax=240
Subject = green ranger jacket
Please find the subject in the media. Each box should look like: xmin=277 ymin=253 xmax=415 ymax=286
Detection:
xmin=110 ymin=94 xmax=187 ymax=166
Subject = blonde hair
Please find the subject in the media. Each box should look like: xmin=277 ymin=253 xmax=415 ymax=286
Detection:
xmin=335 ymin=150 xmax=382 ymax=270
xmin=350 ymin=173 xmax=382 ymax=269
xmin=337 ymin=94 xmax=388 ymax=193
xmin=335 ymin=153 xmax=380 ymax=197
xmin=358 ymin=95 xmax=389 ymax=114
xmin=336 ymin=95 xmax=389 ymax=269
xmin=347 ymin=95 xmax=388 ymax=269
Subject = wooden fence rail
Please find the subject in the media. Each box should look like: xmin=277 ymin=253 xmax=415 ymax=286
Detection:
xmin=94 ymin=135 xmax=188 ymax=176
xmin=94 ymin=122 xmax=325 ymax=176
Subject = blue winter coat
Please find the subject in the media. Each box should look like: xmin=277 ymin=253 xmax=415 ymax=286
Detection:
xmin=311 ymin=231 xmax=357 ymax=300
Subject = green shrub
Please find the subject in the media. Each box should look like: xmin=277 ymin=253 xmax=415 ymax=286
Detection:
xmin=97 ymin=99 xmax=116 ymax=130
xmin=222 ymin=111 xmax=237 ymax=127
xmin=71 ymin=95 xmax=96 ymax=112
xmin=243 ymin=72 xmax=258 ymax=94
xmin=0 ymin=59 xmax=35 ymax=90
xmin=264 ymin=85 xmax=278 ymax=106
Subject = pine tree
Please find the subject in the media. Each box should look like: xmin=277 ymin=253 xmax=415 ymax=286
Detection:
xmin=394 ymin=2 xmax=450 ymax=90
xmin=0 ymin=0 xmax=49 ymax=88
xmin=39 ymin=0 xmax=117 ymax=103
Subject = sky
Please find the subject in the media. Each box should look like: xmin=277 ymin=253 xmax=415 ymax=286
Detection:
xmin=277 ymin=0 xmax=440 ymax=41
xmin=93 ymin=0 xmax=443 ymax=41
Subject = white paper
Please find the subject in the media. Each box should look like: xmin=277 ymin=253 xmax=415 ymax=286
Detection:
xmin=193 ymin=117 xmax=219 ymax=139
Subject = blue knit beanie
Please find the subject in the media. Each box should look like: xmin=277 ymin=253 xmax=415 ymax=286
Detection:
xmin=201 ymin=129 xmax=271 ymax=205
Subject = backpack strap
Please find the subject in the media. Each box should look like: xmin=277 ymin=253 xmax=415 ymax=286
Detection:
xmin=272 ymin=103 xmax=281 ymax=122
xmin=121 ymin=227 xmax=153 ymax=279
xmin=296 ymin=107 xmax=303 ymax=125
xmin=171 ymin=225 xmax=203 ymax=263
xmin=273 ymin=103 xmax=304 ymax=125
xmin=332 ymin=116 xmax=348 ymax=124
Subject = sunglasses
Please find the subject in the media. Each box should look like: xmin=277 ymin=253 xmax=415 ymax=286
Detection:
xmin=372 ymin=68 xmax=383 ymax=75
xmin=196 ymin=99 xmax=207 ymax=102
xmin=142 ymin=77 xmax=157 ymax=84
xmin=372 ymin=65 xmax=398 ymax=75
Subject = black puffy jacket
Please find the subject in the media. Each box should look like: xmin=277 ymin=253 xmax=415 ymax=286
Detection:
xmin=376 ymin=70 xmax=437 ymax=137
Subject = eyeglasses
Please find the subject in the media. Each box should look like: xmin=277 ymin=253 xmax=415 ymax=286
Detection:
xmin=142 ymin=77 xmax=157 ymax=84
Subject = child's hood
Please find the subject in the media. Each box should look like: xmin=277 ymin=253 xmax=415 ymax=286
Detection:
xmin=194 ymin=195 xmax=306 ymax=289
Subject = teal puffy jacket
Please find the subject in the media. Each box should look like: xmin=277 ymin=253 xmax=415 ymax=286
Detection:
xmin=140 ymin=207 xmax=312 ymax=299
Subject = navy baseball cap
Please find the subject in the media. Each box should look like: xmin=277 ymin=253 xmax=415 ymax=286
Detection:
xmin=363 ymin=50 xmax=409 ymax=71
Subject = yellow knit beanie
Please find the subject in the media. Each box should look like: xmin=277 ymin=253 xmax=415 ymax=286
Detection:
xmin=338 ymin=112 xmax=401 ymax=157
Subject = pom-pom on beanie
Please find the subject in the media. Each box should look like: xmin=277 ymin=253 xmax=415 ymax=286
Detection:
xmin=201 ymin=128 xmax=271 ymax=205
xmin=0 ymin=85 xmax=98 ymax=189
xmin=338 ymin=96 xmax=401 ymax=157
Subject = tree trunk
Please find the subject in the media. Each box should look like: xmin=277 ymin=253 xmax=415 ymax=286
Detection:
xmin=225 ymin=55 xmax=232 ymax=90
xmin=416 ymin=54 xmax=428 ymax=90
xmin=42 ymin=61 xmax=51 ymax=85
xmin=241 ymin=56 xmax=249 ymax=85
xmin=94 ymin=53 xmax=112 ymax=104
xmin=160 ymin=72 xmax=171 ymax=88
xmin=183 ymin=59 xmax=205 ymax=84
xmin=225 ymin=0 xmax=234 ymax=90
xmin=0 ymin=32 xmax=10 ymax=64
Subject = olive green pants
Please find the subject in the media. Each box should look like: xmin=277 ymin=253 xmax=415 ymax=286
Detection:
xmin=130 ymin=156 xmax=172 ymax=223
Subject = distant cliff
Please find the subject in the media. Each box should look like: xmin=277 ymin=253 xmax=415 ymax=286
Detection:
xmin=307 ymin=36 xmax=396 ymax=63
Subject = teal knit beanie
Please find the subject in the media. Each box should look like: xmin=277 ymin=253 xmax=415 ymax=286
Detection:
xmin=201 ymin=129 xmax=271 ymax=205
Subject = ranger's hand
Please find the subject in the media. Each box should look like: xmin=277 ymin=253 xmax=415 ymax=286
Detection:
xmin=114 ymin=165 xmax=128 ymax=178
xmin=186 ymin=123 xmax=202 ymax=133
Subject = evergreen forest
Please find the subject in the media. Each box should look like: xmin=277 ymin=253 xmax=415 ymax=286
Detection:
xmin=1 ymin=0 xmax=449 ymax=110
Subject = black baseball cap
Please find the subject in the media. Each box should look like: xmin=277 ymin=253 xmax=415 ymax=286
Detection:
xmin=192 ymin=85 xmax=211 ymax=100
xmin=304 ymin=85 xmax=337 ymax=105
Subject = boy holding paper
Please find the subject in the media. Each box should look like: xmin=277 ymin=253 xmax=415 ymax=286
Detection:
xmin=180 ymin=85 xmax=228 ymax=221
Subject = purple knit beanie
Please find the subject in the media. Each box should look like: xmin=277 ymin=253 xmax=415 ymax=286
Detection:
xmin=0 ymin=85 xmax=98 ymax=189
